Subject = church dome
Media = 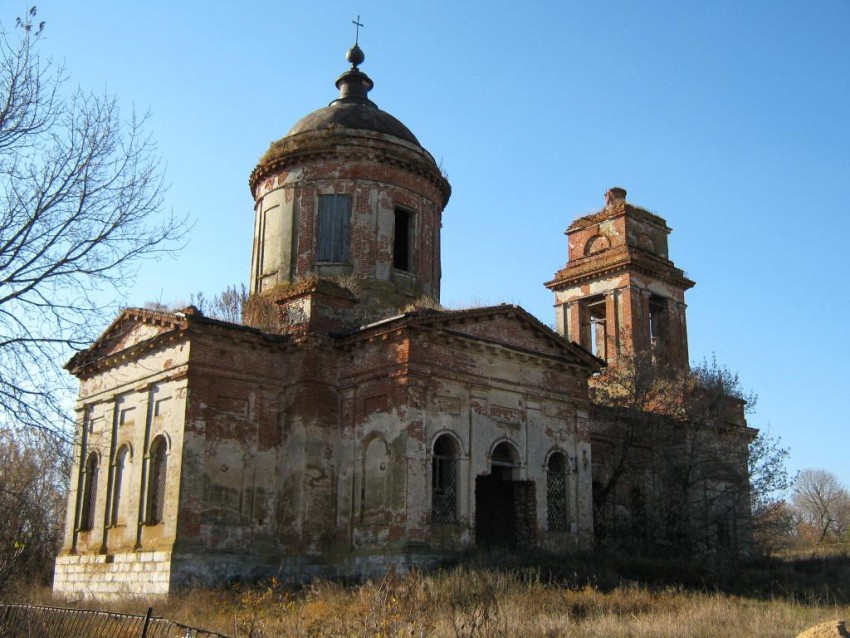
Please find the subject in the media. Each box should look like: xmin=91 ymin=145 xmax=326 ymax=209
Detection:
xmin=284 ymin=44 xmax=420 ymax=146
xmin=287 ymin=102 xmax=419 ymax=146
xmin=248 ymin=41 xmax=450 ymax=311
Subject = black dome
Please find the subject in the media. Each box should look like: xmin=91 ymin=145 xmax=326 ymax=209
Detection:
xmin=287 ymin=101 xmax=420 ymax=145
xmin=285 ymin=45 xmax=420 ymax=146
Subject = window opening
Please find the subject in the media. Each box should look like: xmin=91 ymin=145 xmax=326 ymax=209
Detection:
xmin=490 ymin=441 xmax=520 ymax=480
xmin=316 ymin=194 xmax=352 ymax=262
xmin=110 ymin=446 xmax=128 ymax=526
xmin=146 ymin=437 xmax=167 ymax=525
xmin=432 ymin=435 xmax=458 ymax=523
xmin=547 ymin=453 xmax=568 ymax=532
xmin=581 ymin=296 xmax=607 ymax=360
xmin=80 ymin=453 xmax=98 ymax=531
xmin=393 ymin=208 xmax=412 ymax=271
xmin=648 ymin=295 xmax=668 ymax=362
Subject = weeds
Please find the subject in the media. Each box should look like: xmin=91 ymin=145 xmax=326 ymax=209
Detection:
xmin=30 ymin=550 xmax=850 ymax=638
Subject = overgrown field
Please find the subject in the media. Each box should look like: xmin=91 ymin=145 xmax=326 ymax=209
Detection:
xmin=18 ymin=548 xmax=850 ymax=638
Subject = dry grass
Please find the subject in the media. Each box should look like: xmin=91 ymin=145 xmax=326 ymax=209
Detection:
xmin=147 ymin=570 xmax=850 ymax=637
xmin=14 ymin=549 xmax=850 ymax=637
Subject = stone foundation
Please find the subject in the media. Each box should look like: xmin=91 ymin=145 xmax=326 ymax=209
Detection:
xmin=53 ymin=551 xmax=172 ymax=600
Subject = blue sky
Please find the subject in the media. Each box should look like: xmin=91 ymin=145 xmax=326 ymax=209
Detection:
xmin=27 ymin=1 xmax=850 ymax=490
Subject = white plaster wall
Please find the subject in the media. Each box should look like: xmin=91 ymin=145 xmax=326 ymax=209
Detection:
xmin=54 ymin=342 xmax=189 ymax=598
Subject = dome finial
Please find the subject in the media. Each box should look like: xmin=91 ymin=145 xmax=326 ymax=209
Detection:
xmin=347 ymin=15 xmax=365 ymax=68
xmin=352 ymin=15 xmax=364 ymax=45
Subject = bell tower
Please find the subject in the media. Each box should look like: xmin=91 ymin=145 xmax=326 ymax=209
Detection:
xmin=546 ymin=188 xmax=694 ymax=370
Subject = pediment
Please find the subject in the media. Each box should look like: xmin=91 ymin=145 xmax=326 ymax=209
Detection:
xmin=66 ymin=308 xmax=186 ymax=375
xmin=412 ymin=306 xmax=602 ymax=370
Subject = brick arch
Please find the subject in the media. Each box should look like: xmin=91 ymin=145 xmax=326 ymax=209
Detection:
xmin=431 ymin=429 xmax=462 ymax=456
xmin=487 ymin=438 xmax=522 ymax=467
xmin=543 ymin=447 xmax=571 ymax=471
xmin=583 ymin=234 xmax=611 ymax=256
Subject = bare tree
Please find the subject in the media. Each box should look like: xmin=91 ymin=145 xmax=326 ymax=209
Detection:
xmin=192 ymin=283 xmax=249 ymax=324
xmin=589 ymin=351 xmax=758 ymax=555
xmin=191 ymin=283 xmax=292 ymax=334
xmin=791 ymin=469 xmax=850 ymax=544
xmin=0 ymin=426 xmax=68 ymax=593
xmin=0 ymin=9 xmax=186 ymax=434
xmin=748 ymin=428 xmax=794 ymax=551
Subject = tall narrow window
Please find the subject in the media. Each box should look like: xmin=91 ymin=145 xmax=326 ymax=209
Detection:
xmin=432 ymin=434 xmax=458 ymax=524
xmin=146 ymin=437 xmax=167 ymax=525
xmin=393 ymin=208 xmax=412 ymax=271
xmin=547 ymin=453 xmax=568 ymax=532
xmin=316 ymin=194 xmax=351 ymax=262
xmin=648 ymin=295 xmax=668 ymax=363
xmin=580 ymin=296 xmax=607 ymax=360
xmin=110 ymin=446 xmax=128 ymax=526
xmin=80 ymin=453 xmax=99 ymax=531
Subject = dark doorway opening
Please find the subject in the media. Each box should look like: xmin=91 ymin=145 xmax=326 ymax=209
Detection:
xmin=475 ymin=442 xmax=536 ymax=550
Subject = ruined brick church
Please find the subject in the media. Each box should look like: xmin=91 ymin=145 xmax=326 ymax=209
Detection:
xmin=53 ymin=43 xmax=754 ymax=599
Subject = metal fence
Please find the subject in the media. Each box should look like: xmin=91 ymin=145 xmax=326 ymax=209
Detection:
xmin=0 ymin=603 xmax=231 ymax=638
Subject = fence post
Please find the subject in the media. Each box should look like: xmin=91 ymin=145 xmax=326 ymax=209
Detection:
xmin=141 ymin=607 xmax=154 ymax=638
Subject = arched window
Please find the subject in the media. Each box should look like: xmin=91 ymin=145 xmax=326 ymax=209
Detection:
xmin=146 ymin=437 xmax=167 ymax=525
xmin=432 ymin=434 xmax=458 ymax=524
xmin=547 ymin=452 xmax=568 ymax=532
xmin=110 ymin=446 xmax=129 ymax=526
xmin=490 ymin=441 xmax=521 ymax=479
xmin=80 ymin=453 xmax=99 ymax=531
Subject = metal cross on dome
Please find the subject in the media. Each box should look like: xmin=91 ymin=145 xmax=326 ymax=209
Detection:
xmin=352 ymin=15 xmax=364 ymax=45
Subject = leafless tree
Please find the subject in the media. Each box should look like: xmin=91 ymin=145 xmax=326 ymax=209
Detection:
xmin=0 ymin=9 xmax=186 ymax=434
xmin=791 ymin=469 xmax=850 ymax=544
xmin=748 ymin=428 xmax=794 ymax=550
xmin=0 ymin=426 xmax=68 ymax=593
xmin=192 ymin=283 xmax=249 ymax=324
xmin=589 ymin=351 xmax=759 ymax=555
xmin=191 ymin=283 xmax=292 ymax=334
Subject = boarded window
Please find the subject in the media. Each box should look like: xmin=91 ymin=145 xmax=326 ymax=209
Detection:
xmin=80 ymin=453 xmax=99 ymax=531
xmin=393 ymin=208 xmax=412 ymax=271
xmin=316 ymin=194 xmax=351 ymax=262
xmin=432 ymin=435 xmax=458 ymax=524
xmin=146 ymin=437 xmax=167 ymax=525
xmin=110 ymin=446 xmax=128 ymax=526
xmin=547 ymin=453 xmax=568 ymax=532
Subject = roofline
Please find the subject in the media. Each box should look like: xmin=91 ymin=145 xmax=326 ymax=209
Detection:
xmin=333 ymin=304 xmax=604 ymax=371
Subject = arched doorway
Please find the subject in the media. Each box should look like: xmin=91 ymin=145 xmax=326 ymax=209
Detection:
xmin=475 ymin=441 xmax=536 ymax=550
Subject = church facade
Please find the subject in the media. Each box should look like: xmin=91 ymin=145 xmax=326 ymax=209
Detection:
xmin=53 ymin=43 xmax=753 ymax=600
